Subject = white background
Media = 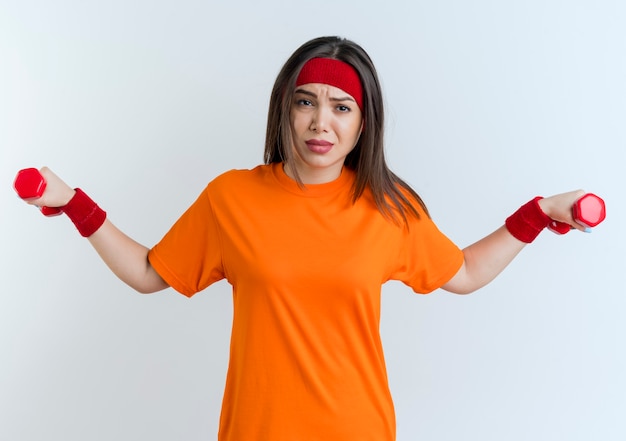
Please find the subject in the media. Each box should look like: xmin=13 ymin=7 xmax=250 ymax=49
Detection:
xmin=1 ymin=1 xmax=624 ymax=440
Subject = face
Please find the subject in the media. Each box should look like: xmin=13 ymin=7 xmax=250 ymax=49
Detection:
xmin=287 ymin=83 xmax=363 ymax=184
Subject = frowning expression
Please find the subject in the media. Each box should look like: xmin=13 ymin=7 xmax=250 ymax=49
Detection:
xmin=287 ymin=83 xmax=363 ymax=184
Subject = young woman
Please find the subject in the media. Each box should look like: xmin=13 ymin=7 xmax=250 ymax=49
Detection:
xmin=21 ymin=36 xmax=588 ymax=441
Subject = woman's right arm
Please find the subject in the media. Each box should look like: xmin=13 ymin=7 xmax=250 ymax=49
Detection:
xmin=87 ymin=220 xmax=169 ymax=293
xmin=26 ymin=167 xmax=169 ymax=294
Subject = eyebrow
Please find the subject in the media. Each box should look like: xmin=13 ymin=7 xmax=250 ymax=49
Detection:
xmin=294 ymin=88 xmax=356 ymax=103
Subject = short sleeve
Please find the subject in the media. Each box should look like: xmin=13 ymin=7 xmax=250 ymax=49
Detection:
xmin=389 ymin=214 xmax=464 ymax=294
xmin=148 ymin=187 xmax=225 ymax=297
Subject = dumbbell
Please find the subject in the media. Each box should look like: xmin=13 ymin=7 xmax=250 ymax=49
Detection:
xmin=548 ymin=193 xmax=606 ymax=234
xmin=13 ymin=168 xmax=63 ymax=216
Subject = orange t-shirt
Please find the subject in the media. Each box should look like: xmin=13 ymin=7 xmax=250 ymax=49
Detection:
xmin=148 ymin=163 xmax=463 ymax=441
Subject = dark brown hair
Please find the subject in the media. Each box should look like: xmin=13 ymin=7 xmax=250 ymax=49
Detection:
xmin=264 ymin=36 xmax=428 ymax=224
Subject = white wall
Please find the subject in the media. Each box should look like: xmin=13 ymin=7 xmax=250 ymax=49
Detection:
xmin=1 ymin=1 xmax=624 ymax=440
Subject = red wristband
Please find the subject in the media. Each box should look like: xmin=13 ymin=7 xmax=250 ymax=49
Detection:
xmin=505 ymin=197 xmax=551 ymax=243
xmin=62 ymin=188 xmax=107 ymax=237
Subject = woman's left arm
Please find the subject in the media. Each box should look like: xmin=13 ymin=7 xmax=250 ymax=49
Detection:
xmin=442 ymin=190 xmax=587 ymax=294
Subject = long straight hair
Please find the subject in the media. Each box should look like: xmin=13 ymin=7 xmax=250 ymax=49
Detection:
xmin=264 ymin=36 xmax=428 ymax=224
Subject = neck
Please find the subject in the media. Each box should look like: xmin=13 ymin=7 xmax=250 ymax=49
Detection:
xmin=283 ymin=162 xmax=343 ymax=184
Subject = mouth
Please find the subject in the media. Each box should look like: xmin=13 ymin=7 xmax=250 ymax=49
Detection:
xmin=305 ymin=139 xmax=334 ymax=154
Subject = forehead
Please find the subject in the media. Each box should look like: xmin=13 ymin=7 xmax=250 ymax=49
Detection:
xmin=294 ymin=83 xmax=356 ymax=100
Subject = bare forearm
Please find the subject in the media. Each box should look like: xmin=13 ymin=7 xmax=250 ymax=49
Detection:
xmin=444 ymin=226 xmax=526 ymax=294
xmin=87 ymin=220 xmax=168 ymax=294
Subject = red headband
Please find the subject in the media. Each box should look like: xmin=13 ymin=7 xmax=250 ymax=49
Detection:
xmin=295 ymin=57 xmax=363 ymax=110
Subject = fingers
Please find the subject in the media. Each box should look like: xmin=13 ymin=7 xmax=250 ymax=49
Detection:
xmin=560 ymin=190 xmax=588 ymax=232
xmin=539 ymin=191 xmax=579 ymax=228
xmin=34 ymin=167 xmax=75 ymax=207
xmin=541 ymin=190 xmax=604 ymax=233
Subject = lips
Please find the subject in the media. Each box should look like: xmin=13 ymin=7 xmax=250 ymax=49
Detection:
xmin=305 ymin=139 xmax=334 ymax=154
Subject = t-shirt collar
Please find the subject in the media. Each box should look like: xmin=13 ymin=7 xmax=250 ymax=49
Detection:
xmin=272 ymin=162 xmax=354 ymax=197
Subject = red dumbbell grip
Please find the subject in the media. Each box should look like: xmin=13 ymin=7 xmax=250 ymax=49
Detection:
xmin=548 ymin=193 xmax=606 ymax=234
xmin=13 ymin=168 xmax=63 ymax=217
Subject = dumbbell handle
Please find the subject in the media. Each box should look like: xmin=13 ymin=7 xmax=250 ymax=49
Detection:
xmin=548 ymin=193 xmax=606 ymax=234
xmin=13 ymin=168 xmax=63 ymax=216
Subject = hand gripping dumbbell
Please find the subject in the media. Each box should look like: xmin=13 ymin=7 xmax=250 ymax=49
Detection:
xmin=13 ymin=168 xmax=63 ymax=216
xmin=548 ymin=193 xmax=606 ymax=234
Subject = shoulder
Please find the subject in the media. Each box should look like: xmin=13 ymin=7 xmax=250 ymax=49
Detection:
xmin=210 ymin=164 xmax=270 ymax=184
xmin=379 ymin=177 xmax=430 ymax=224
xmin=207 ymin=164 xmax=272 ymax=191
xmin=203 ymin=164 xmax=282 ymax=207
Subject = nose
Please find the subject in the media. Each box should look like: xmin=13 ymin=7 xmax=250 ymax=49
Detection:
xmin=310 ymin=105 xmax=330 ymax=132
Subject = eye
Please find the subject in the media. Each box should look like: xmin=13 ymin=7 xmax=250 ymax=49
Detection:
xmin=296 ymin=98 xmax=313 ymax=106
xmin=336 ymin=104 xmax=351 ymax=112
